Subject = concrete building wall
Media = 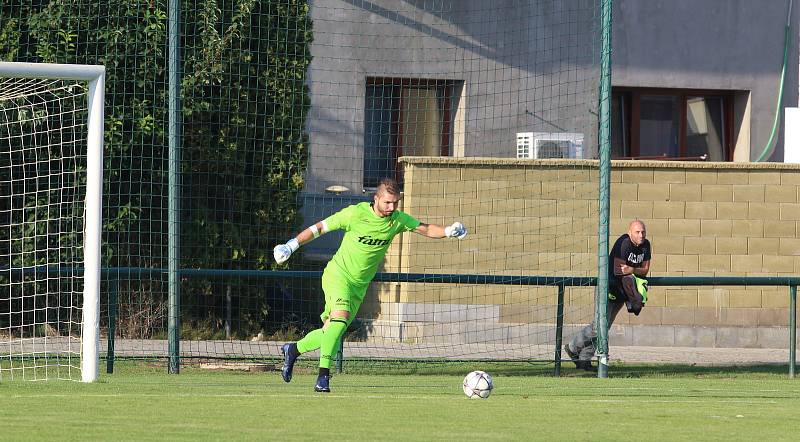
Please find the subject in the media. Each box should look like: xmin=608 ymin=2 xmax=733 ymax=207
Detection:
xmin=304 ymin=0 xmax=600 ymax=194
xmin=363 ymin=157 xmax=800 ymax=349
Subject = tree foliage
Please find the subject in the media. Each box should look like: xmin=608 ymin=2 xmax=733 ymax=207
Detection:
xmin=1 ymin=0 xmax=313 ymax=337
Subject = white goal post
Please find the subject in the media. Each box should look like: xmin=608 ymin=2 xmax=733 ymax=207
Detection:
xmin=0 ymin=62 xmax=104 ymax=382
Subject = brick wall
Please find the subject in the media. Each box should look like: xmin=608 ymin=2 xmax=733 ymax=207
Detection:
xmin=364 ymin=157 xmax=800 ymax=348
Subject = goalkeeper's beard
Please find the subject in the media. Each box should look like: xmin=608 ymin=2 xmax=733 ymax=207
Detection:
xmin=373 ymin=204 xmax=395 ymax=218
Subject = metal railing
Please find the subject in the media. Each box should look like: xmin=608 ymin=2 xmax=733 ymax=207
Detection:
xmin=5 ymin=267 xmax=798 ymax=378
xmin=106 ymin=270 xmax=800 ymax=378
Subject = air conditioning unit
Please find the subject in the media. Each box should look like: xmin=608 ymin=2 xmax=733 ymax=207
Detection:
xmin=516 ymin=132 xmax=584 ymax=159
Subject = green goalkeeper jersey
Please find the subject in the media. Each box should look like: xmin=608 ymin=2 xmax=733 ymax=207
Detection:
xmin=324 ymin=202 xmax=421 ymax=285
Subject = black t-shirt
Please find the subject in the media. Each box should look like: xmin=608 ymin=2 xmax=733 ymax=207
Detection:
xmin=608 ymin=233 xmax=651 ymax=280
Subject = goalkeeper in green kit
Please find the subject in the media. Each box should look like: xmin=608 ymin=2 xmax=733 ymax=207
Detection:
xmin=273 ymin=178 xmax=467 ymax=392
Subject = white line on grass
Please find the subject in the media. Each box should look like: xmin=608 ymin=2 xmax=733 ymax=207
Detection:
xmin=5 ymin=393 xmax=789 ymax=404
xmin=585 ymin=398 xmax=780 ymax=405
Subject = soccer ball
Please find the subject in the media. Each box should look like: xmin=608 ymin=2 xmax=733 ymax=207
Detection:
xmin=462 ymin=370 xmax=493 ymax=399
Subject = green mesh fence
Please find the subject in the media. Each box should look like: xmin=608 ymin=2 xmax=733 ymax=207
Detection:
xmin=1 ymin=0 xmax=605 ymax=376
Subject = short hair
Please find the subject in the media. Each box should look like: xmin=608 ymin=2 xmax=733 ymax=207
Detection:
xmin=376 ymin=177 xmax=401 ymax=197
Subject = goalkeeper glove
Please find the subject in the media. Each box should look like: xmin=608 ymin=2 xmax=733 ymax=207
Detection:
xmin=444 ymin=222 xmax=468 ymax=239
xmin=273 ymin=238 xmax=300 ymax=264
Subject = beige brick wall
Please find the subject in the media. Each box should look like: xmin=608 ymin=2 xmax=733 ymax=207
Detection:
xmin=368 ymin=158 xmax=800 ymax=333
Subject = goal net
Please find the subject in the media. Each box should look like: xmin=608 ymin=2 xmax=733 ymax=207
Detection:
xmin=0 ymin=62 xmax=104 ymax=381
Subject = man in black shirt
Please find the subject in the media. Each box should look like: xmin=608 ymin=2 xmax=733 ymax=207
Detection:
xmin=564 ymin=219 xmax=651 ymax=371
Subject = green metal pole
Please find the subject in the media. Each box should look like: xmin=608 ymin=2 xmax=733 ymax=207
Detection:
xmin=790 ymin=285 xmax=796 ymax=379
xmin=106 ymin=277 xmax=118 ymax=374
xmin=335 ymin=337 xmax=344 ymax=374
xmin=554 ymin=283 xmax=566 ymax=377
xmin=596 ymin=0 xmax=613 ymax=379
xmin=167 ymin=0 xmax=182 ymax=374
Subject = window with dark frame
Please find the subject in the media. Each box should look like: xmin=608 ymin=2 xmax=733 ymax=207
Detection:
xmin=611 ymin=87 xmax=734 ymax=161
xmin=363 ymin=77 xmax=459 ymax=189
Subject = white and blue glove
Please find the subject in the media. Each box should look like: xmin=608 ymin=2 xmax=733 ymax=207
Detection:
xmin=444 ymin=222 xmax=467 ymax=239
xmin=273 ymin=238 xmax=300 ymax=264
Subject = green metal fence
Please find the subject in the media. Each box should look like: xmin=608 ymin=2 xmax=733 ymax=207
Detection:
xmin=92 ymin=268 xmax=798 ymax=378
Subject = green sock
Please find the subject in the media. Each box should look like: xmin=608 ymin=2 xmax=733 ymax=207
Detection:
xmin=296 ymin=328 xmax=324 ymax=354
xmin=319 ymin=319 xmax=347 ymax=369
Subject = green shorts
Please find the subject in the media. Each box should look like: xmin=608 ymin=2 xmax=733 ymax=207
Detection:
xmin=320 ymin=268 xmax=368 ymax=324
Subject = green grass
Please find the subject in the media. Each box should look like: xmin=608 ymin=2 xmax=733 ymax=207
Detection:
xmin=1 ymin=361 xmax=799 ymax=441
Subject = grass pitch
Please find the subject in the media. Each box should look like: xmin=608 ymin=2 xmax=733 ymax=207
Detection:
xmin=2 ymin=361 xmax=798 ymax=441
